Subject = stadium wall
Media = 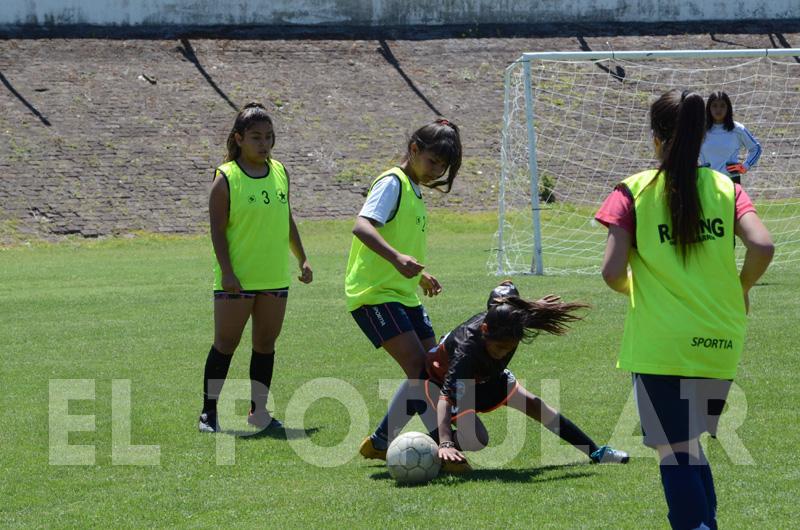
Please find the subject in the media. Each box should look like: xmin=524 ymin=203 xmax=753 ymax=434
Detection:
xmin=0 ymin=0 xmax=796 ymax=27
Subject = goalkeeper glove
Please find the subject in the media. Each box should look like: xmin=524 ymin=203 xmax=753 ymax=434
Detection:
xmin=726 ymin=163 xmax=747 ymax=175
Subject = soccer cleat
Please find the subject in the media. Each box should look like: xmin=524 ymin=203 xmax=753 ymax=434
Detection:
xmin=590 ymin=445 xmax=629 ymax=464
xmin=359 ymin=435 xmax=388 ymax=460
xmin=198 ymin=411 xmax=220 ymax=433
xmin=247 ymin=410 xmax=283 ymax=430
xmin=441 ymin=458 xmax=472 ymax=474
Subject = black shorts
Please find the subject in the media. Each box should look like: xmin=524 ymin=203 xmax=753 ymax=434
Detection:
xmin=213 ymin=288 xmax=289 ymax=300
xmin=351 ymin=302 xmax=435 ymax=348
xmin=424 ymin=370 xmax=519 ymax=420
xmin=633 ymin=373 xmax=731 ymax=448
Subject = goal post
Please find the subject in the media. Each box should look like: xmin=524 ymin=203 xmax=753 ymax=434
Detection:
xmin=492 ymin=48 xmax=800 ymax=275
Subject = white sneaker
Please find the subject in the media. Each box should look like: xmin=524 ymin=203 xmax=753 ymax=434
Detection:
xmin=590 ymin=445 xmax=629 ymax=464
xmin=198 ymin=411 xmax=219 ymax=433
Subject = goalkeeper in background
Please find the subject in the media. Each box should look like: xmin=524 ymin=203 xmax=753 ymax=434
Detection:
xmin=700 ymin=90 xmax=762 ymax=184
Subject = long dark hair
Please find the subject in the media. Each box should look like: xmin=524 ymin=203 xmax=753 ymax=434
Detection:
xmin=224 ymin=102 xmax=275 ymax=163
xmin=650 ymin=89 xmax=706 ymax=261
xmin=483 ymin=295 xmax=588 ymax=343
xmin=706 ymin=90 xmax=735 ymax=131
xmin=403 ymin=118 xmax=462 ymax=193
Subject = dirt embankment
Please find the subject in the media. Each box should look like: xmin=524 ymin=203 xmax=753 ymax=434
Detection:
xmin=1 ymin=27 xmax=797 ymax=240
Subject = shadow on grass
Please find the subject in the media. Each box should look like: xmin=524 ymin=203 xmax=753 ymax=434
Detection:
xmin=223 ymin=425 xmax=321 ymax=441
xmin=369 ymin=462 xmax=596 ymax=486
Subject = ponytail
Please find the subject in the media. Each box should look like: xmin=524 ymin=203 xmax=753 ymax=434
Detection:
xmin=483 ymin=295 xmax=588 ymax=343
xmin=650 ymin=89 xmax=706 ymax=261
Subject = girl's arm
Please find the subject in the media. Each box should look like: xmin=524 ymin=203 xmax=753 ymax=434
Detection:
xmin=601 ymin=224 xmax=633 ymax=295
xmin=699 ymin=133 xmax=711 ymax=167
xmin=289 ymin=212 xmax=312 ymax=283
xmin=735 ymin=211 xmax=774 ymax=313
xmin=436 ymin=398 xmax=465 ymax=462
xmin=209 ymin=174 xmax=241 ymax=293
xmin=737 ymin=124 xmax=762 ymax=170
xmin=352 ymin=216 xmax=424 ymax=278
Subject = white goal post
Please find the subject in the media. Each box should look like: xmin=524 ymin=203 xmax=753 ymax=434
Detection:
xmin=492 ymin=48 xmax=800 ymax=275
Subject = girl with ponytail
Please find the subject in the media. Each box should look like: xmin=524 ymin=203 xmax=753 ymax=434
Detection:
xmin=596 ymin=89 xmax=774 ymax=529
xmin=422 ymin=281 xmax=629 ymax=471
xmin=200 ymin=103 xmax=313 ymax=434
xmin=350 ymin=119 xmax=463 ymax=460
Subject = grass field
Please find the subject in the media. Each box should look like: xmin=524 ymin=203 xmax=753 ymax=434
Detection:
xmin=2 ymin=212 xmax=798 ymax=528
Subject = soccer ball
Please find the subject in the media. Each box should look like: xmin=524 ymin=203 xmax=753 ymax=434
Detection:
xmin=386 ymin=431 xmax=441 ymax=484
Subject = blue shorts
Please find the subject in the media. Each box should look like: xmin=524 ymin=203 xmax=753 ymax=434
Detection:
xmin=633 ymin=373 xmax=731 ymax=448
xmin=351 ymin=302 xmax=435 ymax=348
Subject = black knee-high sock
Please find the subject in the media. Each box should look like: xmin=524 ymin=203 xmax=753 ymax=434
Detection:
xmin=545 ymin=413 xmax=599 ymax=456
xmin=697 ymin=447 xmax=718 ymax=529
xmin=203 ymin=345 xmax=233 ymax=413
xmin=659 ymin=452 xmax=710 ymax=530
xmin=250 ymin=350 xmax=275 ymax=413
xmin=373 ymin=377 xmax=428 ymax=447
xmin=697 ymin=463 xmax=718 ymax=530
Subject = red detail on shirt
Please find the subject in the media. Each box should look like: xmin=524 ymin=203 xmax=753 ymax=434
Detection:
xmin=425 ymin=342 xmax=449 ymax=385
xmin=595 ymin=183 xmax=756 ymax=235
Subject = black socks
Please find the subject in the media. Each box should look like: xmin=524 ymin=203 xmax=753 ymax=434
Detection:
xmin=249 ymin=349 xmax=275 ymax=413
xmin=546 ymin=413 xmax=599 ymax=456
xmin=202 ymin=345 xmax=233 ymax=413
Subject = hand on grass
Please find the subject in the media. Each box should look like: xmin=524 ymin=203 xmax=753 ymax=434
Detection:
xmin=438 ymin=445 xmax=465 ymax=463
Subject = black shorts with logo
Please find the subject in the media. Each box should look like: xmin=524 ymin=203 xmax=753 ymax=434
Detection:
xmin=424 ymin=369 xmax=520 ymax=420
xmin=633 ymin=373 xmax=731 ymax=448
xmin=351 ymin=302 xmax=435 ymax=348
xmin=213 ymin=287 xmax=289 ymax=300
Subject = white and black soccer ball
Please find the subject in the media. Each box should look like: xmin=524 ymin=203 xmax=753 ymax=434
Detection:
xmin=386 ymin=431 xmax=441 ymax=484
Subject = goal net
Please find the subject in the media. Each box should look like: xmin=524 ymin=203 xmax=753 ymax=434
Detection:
xmin=491 ymin=49 xmax=800 ymax=275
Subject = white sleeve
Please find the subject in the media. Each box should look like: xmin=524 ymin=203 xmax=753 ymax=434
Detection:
xmin=735 ymin=122 xmax=762 ymax=170
xmin=357 ymin=175 xmax=401 ymax=227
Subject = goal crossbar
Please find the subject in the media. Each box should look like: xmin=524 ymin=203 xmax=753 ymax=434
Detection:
xmin=519 ymin=48 xmax=800 ymax=62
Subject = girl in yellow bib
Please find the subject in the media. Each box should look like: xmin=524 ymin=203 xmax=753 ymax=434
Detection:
xmin=345 ymin=119 xmax=462 ymax=459
xmin=199 ymin=103 xmax=312 ymax=433
xmin=597 ymin=90 xmax=774 ymax=530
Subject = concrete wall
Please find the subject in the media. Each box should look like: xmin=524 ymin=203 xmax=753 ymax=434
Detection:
xmin=1 ymin=0 xmax=797 ymax=27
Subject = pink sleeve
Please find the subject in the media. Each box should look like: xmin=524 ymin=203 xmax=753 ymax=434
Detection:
xmin=734 ymin=184 xmax=756 ymax=220
xmin=595 ymin=186 xmax=635 ymax=234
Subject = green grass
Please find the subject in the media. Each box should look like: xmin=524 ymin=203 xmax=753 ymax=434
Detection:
xmin=2 ymin=212 xmax=797 ymax=528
